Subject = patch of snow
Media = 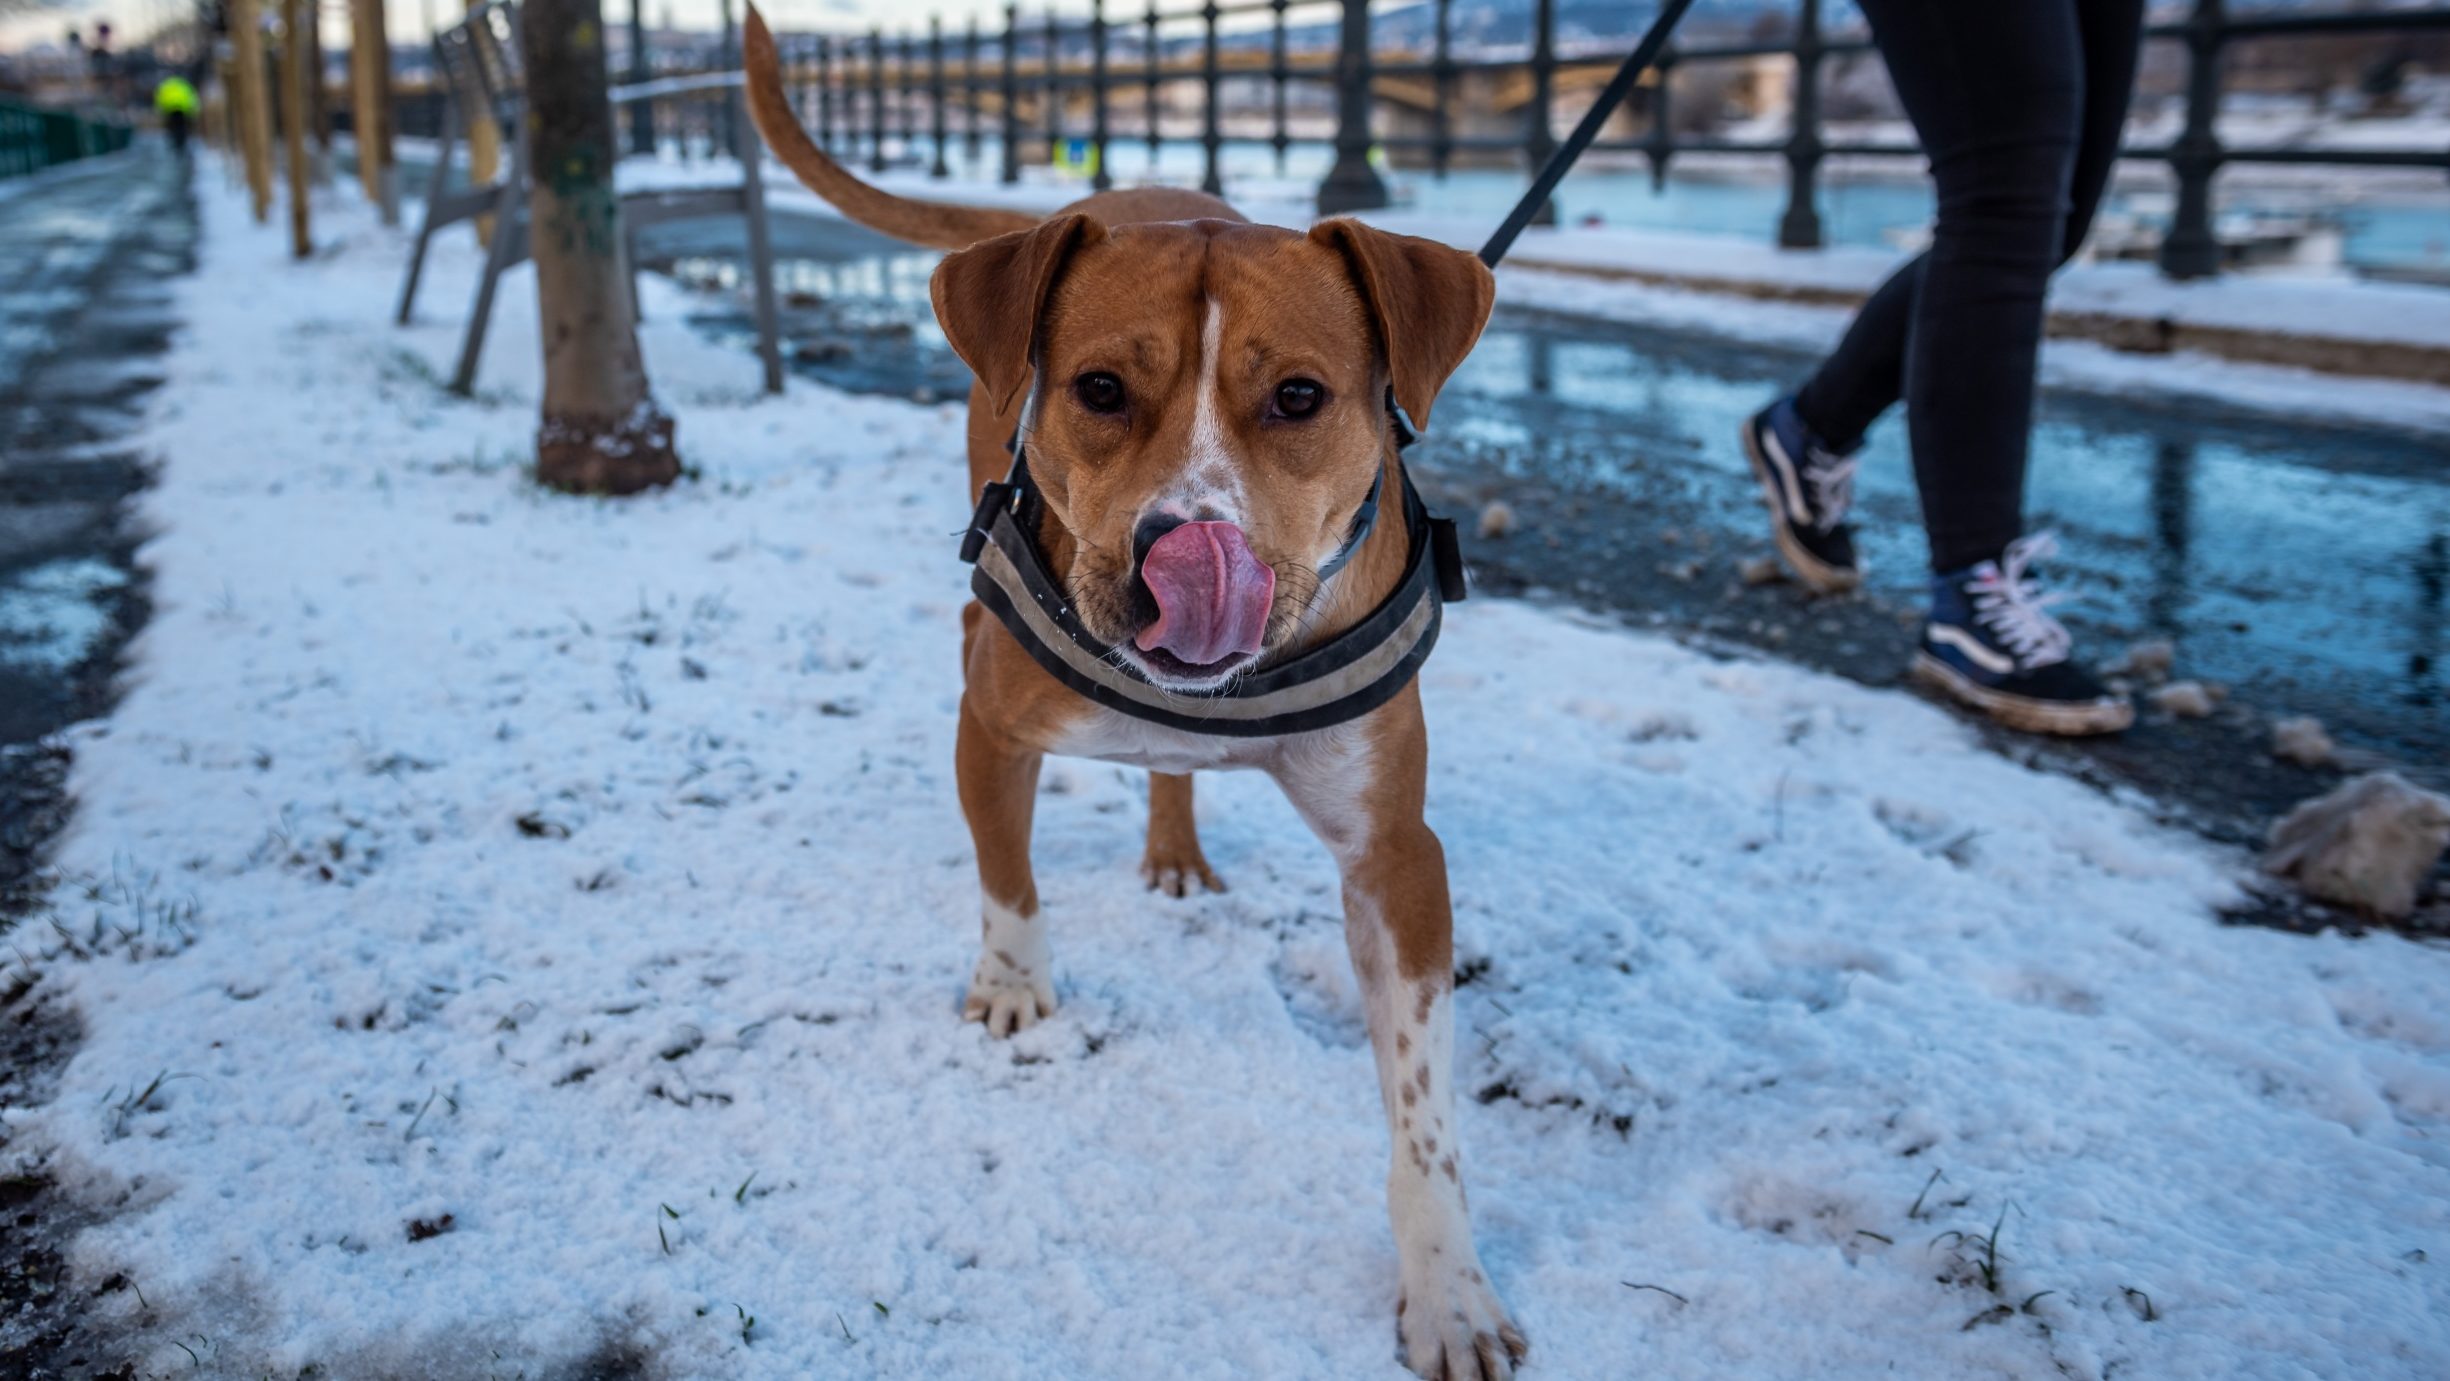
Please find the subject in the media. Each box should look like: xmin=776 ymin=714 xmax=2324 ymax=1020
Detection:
xmin=0 ymin=555 xmax=127 ymax=673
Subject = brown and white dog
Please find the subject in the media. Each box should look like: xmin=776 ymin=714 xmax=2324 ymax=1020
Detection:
xmin=744 ymin=12 xmax=1520 ymax=1376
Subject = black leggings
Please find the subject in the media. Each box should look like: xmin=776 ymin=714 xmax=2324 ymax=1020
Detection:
xmin=1793 ymin=0 xmax=2144 ymax=573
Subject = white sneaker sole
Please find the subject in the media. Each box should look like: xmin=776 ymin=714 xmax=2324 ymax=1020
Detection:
xmin=1740 ymin=418 xmax=1861 ymax=595
xmin=1911 ymin=652 xmax=2136 ymax=737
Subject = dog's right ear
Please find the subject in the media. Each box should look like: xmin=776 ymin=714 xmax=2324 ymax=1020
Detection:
xmin=930 ymin=213 xmax=1104 ymax=417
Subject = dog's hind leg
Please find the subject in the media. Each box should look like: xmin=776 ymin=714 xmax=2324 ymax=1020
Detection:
xmin=1272 ymin=700 xmax=1527 ymax=1380
xmin=956 ymin=695 xmax=1055 ymax=1036
xmin=1141 ymin=772 xmax=1225 ymax=897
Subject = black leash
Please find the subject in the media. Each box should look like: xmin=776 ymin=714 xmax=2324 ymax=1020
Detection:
xmin=1477 ymin=0 xmax=1703 ymax=269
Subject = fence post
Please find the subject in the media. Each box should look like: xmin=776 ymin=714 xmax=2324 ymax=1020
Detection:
xmin=929 ymin=17 xmax=950 ymax=177
xmin=1091 ymin=0 xmax=1111 ymax=188
xmin=1001 ymin=5 xmax=1022 ymax=183
xmin=1200 ymin=0 xmax=1223 ymax=195
xmin=902 ymin=33 xmax=920 ymax=159
xmin=1526 ymin=0 xmax=1556 ymax=225
xmin=719 ymin=0 xmax=739 ymax=159
xmin=1316 ymin=0 xmax=1387 ymax=212
xmin=869 ymin=27 xmax=887 ymax=172
xmin=1269 ymin=0 xmax=1289 ymax=175
xmin=966 ymin=16 xmax=983 ymax=165
xmin=626 ymin=0 xmax=653 ymax=155
xmin=1044 ymin=11 xmax=1061 ymax=172
xmin=1646 ymin=45 xmax=1675 ymax=191
xmin=816 ymin=35 xmax=834 ymax=150
xmin=1777 ymin=0 xmax=1825 ymax=249
xmin=1144 ymin=1 xmax=1160 ymax=164
xmin=2161 ymin=0 xmax=2225 ymax=279
xmin=1430 ymin=0 xmax=1452 ymax=180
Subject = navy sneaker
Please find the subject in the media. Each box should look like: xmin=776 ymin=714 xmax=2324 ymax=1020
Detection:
xmin=1911 ymin=533 xmax=2134 ymax=736
xmin=1741 ymin=396 xmax=1861 ymax=593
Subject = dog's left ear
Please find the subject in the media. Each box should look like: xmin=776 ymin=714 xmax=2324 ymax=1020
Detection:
xmin=1308 ymin=219 xmax=1495 ymax=429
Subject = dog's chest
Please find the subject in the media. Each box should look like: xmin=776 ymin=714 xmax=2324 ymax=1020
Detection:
xmin=1041 ymin=707 xmax=1282 ymax=776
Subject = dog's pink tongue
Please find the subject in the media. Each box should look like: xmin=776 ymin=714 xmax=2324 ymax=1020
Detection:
xmin=1136 ymin=521 xmax=1275 ymax=667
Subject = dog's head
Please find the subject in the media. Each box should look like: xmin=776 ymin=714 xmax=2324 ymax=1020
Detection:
xmin=933 ymin=216 xmax=1493 ymax=692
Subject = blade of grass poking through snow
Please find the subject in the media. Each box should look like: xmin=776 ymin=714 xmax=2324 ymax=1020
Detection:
xmin=734 ymin=1171 xmax=755 ymax=1205
xmin=1908 ymin=1166 xmax=1947 ymax=1220
xmin=402 ymin=1086 xmax=439 ymax=1141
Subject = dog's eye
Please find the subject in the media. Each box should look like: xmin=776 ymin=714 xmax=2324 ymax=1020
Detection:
xmin=1274 ymin=379 xmax=1324 ymax=419
xmin=1075 ymin=372 xmax=1126 ymax=416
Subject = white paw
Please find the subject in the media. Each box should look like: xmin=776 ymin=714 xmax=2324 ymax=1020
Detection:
xmin=963 ymin=963 xmax=1055 ymax=1038
xmin=1398 ymin=1264 xmax=1528 ymax=1381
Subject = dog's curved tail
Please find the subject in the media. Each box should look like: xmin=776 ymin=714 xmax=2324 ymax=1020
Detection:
xmin=743 ymin=6 xmax=1038 ymax=251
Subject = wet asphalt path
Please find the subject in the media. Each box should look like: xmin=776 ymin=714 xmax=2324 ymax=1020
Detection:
xmin=0 ymin=147 xmax=188 ymax=918
xmin=646 ymin=212 xmax=2446 ymax=918
xmin=0 ymin=143 xmax=189 ymax=1380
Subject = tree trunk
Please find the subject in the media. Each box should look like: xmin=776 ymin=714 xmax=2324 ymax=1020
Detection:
xmin=520 ymin=0 xmax=678 ymax=495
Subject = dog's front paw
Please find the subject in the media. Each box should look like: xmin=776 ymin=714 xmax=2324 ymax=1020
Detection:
xmin=963 ymin=960 xmax=1055 ymax=1038
xmin=1398 ymin=1265 xmax=1528 ymax=1381
xmin=1139 ymin=845 xmax=1224 ymax=898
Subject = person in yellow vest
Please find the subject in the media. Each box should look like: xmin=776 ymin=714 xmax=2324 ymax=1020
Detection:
xmin=154 ymin=74 xmax=200 ymax=155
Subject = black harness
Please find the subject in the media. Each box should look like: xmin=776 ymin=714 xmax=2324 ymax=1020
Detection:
xmin=958 ymin=395 xmax=1467 ymax=738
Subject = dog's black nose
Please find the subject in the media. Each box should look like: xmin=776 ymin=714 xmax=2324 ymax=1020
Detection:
xmin=1131 ymin=513 xmax=1186 ymax=568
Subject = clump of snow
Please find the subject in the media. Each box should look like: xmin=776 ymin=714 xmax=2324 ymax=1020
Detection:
xmin=0 ymin=556 xmax=127 ymax=673
xmin=11 ymin=179 xmax=2450 ymax=1381
xmin=1477 ymin=499 xmax=1518 ymax=540
xmin=2273 ymin=715 xmax=2339 ymax=768
xmin=2265 ymin=773 xmax=2450 ymax=922
xmin=2146 ymin=681 xmax=2221 ymax=719
xmin=2112 ymin=638 xmax=2177 ymax=686
xmin=1738 ymin=556 xmax=1786 ymax=588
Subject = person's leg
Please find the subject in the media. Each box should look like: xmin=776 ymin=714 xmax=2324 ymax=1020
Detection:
xmin=1872 ymin=0 xmax=2086 ymax=573
xmin=2057 ymin=0 xmax=2149 ymax=267
xmin=1803 ymin=1 xmax=2142 ymax=452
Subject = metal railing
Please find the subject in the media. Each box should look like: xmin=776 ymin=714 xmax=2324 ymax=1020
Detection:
xmin=0 ymin=99 xmax=136 ymax=181
xmin=628 ymin=0 xmax=2450 ymax=280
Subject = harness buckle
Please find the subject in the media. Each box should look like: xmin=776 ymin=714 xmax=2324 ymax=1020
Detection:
xmin=959 ymin=480 xmax=1016 ymax=565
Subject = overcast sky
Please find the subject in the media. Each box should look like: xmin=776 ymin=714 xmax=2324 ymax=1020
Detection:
xmin=1 ymin=0 xmax=1025 ymax=57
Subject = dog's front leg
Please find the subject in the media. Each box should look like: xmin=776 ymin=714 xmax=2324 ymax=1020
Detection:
xmin=955 ymin=695 xmax=1053 ymax=1036
xmin=1274 ymin=707 xmax=1527 ymax=1381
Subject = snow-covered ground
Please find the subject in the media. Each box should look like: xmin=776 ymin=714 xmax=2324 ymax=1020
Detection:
xmin=11 ymin=178 xmax=2450 ymax=1380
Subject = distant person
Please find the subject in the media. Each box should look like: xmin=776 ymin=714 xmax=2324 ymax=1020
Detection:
xmin=155 ymin=74 xmax=199 ymax=156
xmin=1742 ymin=1 xmax=2144 ymax=735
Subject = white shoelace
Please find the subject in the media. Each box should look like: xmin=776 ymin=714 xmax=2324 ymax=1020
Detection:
xmin=1968 ymin=532 xmax=2074 ymax=671
xmin=1803 ymin=449 xmax=1858 ymax=532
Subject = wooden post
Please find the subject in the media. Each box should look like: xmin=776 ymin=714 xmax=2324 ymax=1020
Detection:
xmin=230 ymin=0 xmax=277 ymax=221
xmin=283 ymin=0 xmax=313 ymax=256
xmin=467 ymin=0 xmax=501 ymax=244
xmin=351 ymin=0 xmax=398 ymax=223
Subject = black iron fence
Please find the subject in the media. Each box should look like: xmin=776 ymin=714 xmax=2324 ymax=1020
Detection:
xmin=630 ymin=0 xmax=2448 ymax=281
xmin=0 ymin=99 xmax=136 ymax=181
